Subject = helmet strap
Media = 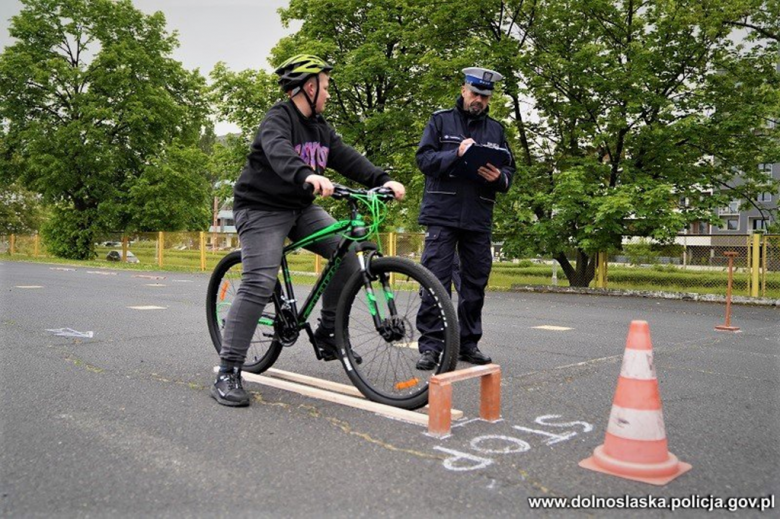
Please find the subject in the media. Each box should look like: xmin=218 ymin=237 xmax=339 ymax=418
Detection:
xmin=302 ymin=74 xmax=320 ymax=117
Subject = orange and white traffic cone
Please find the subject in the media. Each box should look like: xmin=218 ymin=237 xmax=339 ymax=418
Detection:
xmin=579 ymin=320 xmax=692 ymax=485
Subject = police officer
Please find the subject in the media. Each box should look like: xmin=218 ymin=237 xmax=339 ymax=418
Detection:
xmin=415 ymin=67 xmax=515 ymax=370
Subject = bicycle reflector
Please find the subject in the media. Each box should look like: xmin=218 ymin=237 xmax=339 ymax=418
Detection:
xmin=219 ymin=281 xmax=230 ymax=301
xmin=394 ymin=377 xmax=421 ymax=390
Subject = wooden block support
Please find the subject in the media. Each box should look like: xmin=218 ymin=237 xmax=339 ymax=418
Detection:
xmin=428 ymin=364 xmax=501 ymax=438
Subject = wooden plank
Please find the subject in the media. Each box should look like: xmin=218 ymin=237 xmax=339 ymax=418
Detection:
xmin=265 ymin=368 xmax=463 ymax=420
xmin=242 ymin=372 xmax=429 ymax=426
xmin=432 ymin=364 xmax=500 ymax=384
xmin=266 ymin=368 xmax=363 ymax=397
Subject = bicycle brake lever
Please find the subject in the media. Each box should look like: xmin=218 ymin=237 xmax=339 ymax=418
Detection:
xmin=370 ymin=186 xmax=395 ymax=200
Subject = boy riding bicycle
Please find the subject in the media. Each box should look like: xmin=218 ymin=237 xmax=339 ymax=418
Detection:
xmin=212 ymin=54 xmax=405 ymax=407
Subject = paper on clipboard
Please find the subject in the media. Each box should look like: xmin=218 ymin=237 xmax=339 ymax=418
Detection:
xmin=457 ymin=143 xmax=511 ymax=183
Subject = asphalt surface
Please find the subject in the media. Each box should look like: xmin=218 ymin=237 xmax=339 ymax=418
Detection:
xmin=1 ymin=260 xmax=778 ymax=518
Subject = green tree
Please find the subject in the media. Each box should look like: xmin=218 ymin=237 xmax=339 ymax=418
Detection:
xmin=0 ymin=130 xmax=46 ymax=234
xmin=0 ymin=182 xmax=46 ymax=235
xmin=443 ymin=0 xmax=780 ymax=286
xmin=0 ymin=0 xmax=209 ymax=259
xmin=127 ymin=143 xmax=211 ymax=231
xmin=210 ymin=62 xmax=282 ymax=138
xmin=726 ymin=0 xmax=780 ymax=42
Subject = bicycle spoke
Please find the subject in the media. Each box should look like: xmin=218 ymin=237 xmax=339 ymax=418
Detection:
xmin=342 ymin=259 xmax=455 ymax=407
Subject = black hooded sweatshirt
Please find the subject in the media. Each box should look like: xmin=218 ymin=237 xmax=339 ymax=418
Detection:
xmin=233 ymin=100 xmax=391 ymax=212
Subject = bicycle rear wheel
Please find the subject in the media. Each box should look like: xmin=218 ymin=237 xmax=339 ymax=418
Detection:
xmin=335 ymin=256 xmax=459 ymax=410
xmin=205 ymin=251 xmax=283 ymax=373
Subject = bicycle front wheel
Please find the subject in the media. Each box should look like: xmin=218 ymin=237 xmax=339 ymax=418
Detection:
xmin=205 ymin=251 xmax=283 ymax=374
xmin=335 ymin=256 xmax=459 ymax=410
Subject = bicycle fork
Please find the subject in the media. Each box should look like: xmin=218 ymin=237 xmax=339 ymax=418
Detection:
xmin=357 ymin=249 xmax=405 ymax=342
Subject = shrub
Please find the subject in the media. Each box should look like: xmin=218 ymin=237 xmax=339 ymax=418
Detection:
xmin=623 ymin=239 xmax=660 ymax=266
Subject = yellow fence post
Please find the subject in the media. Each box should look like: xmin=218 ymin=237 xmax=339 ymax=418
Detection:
xmin=158 ymin=231 xmax=164 ymax=268
xmin=750 ymin=233 xmax=760 ymax=298
xmin=200 ymin=231 xmax=206 ymax=272
xmin=746 ymin=235 xmax=752 ymax=295
xmin=122 ymin=235 xmax=128 ymax=262
xmin=595 ymin=252 xmax=608 ymax=289
xmin=761 ymin=235 xmax=767 ymax=298
xmin=315 ymin=253 xmax=322 ymax=274
xmin=10 ymin=234 xmax=15 ymax=255
xmin=34 ymin=234 xmax=39 ymax=257
xmin=595 ymin=252 xmax=602 ymax=288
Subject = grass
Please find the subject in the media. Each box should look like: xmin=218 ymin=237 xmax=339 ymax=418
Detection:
xmin=4 ymin=250 xmax=779 ymax=299
xmin=492 ymin=262 xmax=780 ymax=298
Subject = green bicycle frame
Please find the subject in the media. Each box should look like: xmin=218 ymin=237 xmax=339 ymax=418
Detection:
xmin=276 ymin=208 xmax=387 ymax=331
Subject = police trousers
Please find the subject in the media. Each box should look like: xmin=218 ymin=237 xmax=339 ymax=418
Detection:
xmin=416 ymin=225 xmax=492 ymax=353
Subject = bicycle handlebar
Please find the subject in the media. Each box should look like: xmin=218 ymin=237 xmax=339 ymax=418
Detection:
xmin=332 ymin=184 xmax=395 ymax=201
xmin=303 ymin=182 xmax=395 ymax=201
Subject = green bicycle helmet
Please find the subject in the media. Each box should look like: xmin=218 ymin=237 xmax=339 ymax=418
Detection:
xmin=275 ymin=54 xmax=334 ymax=93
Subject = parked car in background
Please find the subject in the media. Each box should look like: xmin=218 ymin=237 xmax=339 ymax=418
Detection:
xmin=106 ymin=250 xmax=139 ymax=263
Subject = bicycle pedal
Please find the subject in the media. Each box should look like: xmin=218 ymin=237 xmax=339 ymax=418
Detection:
xmin=318 ymin=348 xmax=339 ymax=362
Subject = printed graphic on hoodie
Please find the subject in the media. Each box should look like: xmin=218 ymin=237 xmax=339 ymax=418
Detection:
xmin=295 ymin=142 xmax=329 ymax=171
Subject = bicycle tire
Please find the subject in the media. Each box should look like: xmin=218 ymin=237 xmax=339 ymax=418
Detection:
xmin=335 ymin=256 xmax=459 ymax=409
xmin=205 ymin=251 xmax=283 ymax=374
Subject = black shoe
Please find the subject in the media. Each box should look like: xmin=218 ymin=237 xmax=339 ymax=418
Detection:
xmin=416 ymin=351 xmax=440 ymax=370
xmin=314 ymin=326 xmax=362 ymax=364
xmin=210 ymin=367 xmax=250 ymax=407
xmin=459 ymin=348 xmax=492 ymax=365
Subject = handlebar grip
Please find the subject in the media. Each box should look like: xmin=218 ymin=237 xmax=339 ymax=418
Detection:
xmin=331 ymin=183 xmax=353 ymax=200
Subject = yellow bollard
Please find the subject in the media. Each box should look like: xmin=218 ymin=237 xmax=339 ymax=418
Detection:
xmin=10 ymin=234 xmax=15 ymax=255
xmin=122 ymin=235 xmax=128 ymax=262
xmin=34 ymin=234 xmax=39 ymax=257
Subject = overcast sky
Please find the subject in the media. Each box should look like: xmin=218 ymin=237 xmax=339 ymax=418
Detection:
xmin=0 ymin=0 xmax=299 ymax=134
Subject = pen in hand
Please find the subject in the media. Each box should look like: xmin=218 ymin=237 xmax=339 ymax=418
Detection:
xmin=458 ymin=137 xmax=476 ymax=157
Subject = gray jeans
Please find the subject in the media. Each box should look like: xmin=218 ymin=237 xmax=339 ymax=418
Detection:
xmin=219 ymin=204 xmax=359 ymax=365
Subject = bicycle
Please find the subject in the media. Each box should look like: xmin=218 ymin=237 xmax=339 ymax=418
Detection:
xmin=206 ymin=184 xmax=459 ymax=410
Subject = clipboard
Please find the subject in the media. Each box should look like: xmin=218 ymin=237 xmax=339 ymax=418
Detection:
xmin=456 ymin=143 xmax=511 ymax=183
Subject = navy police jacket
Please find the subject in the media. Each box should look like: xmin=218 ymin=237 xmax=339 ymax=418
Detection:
xmin=416 ymin=96 xmax=515 ymax=232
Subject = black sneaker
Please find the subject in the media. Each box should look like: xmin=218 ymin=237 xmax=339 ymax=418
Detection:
xmin=314 ymin=326 xmax=362 ymax=364
xmin=459 ymin=348 xmax=492 ymax=365
xmin=416 ymin=351 xmax=440 ymax=370
xmin=211 ymin=367 xmax=250 ymax=407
